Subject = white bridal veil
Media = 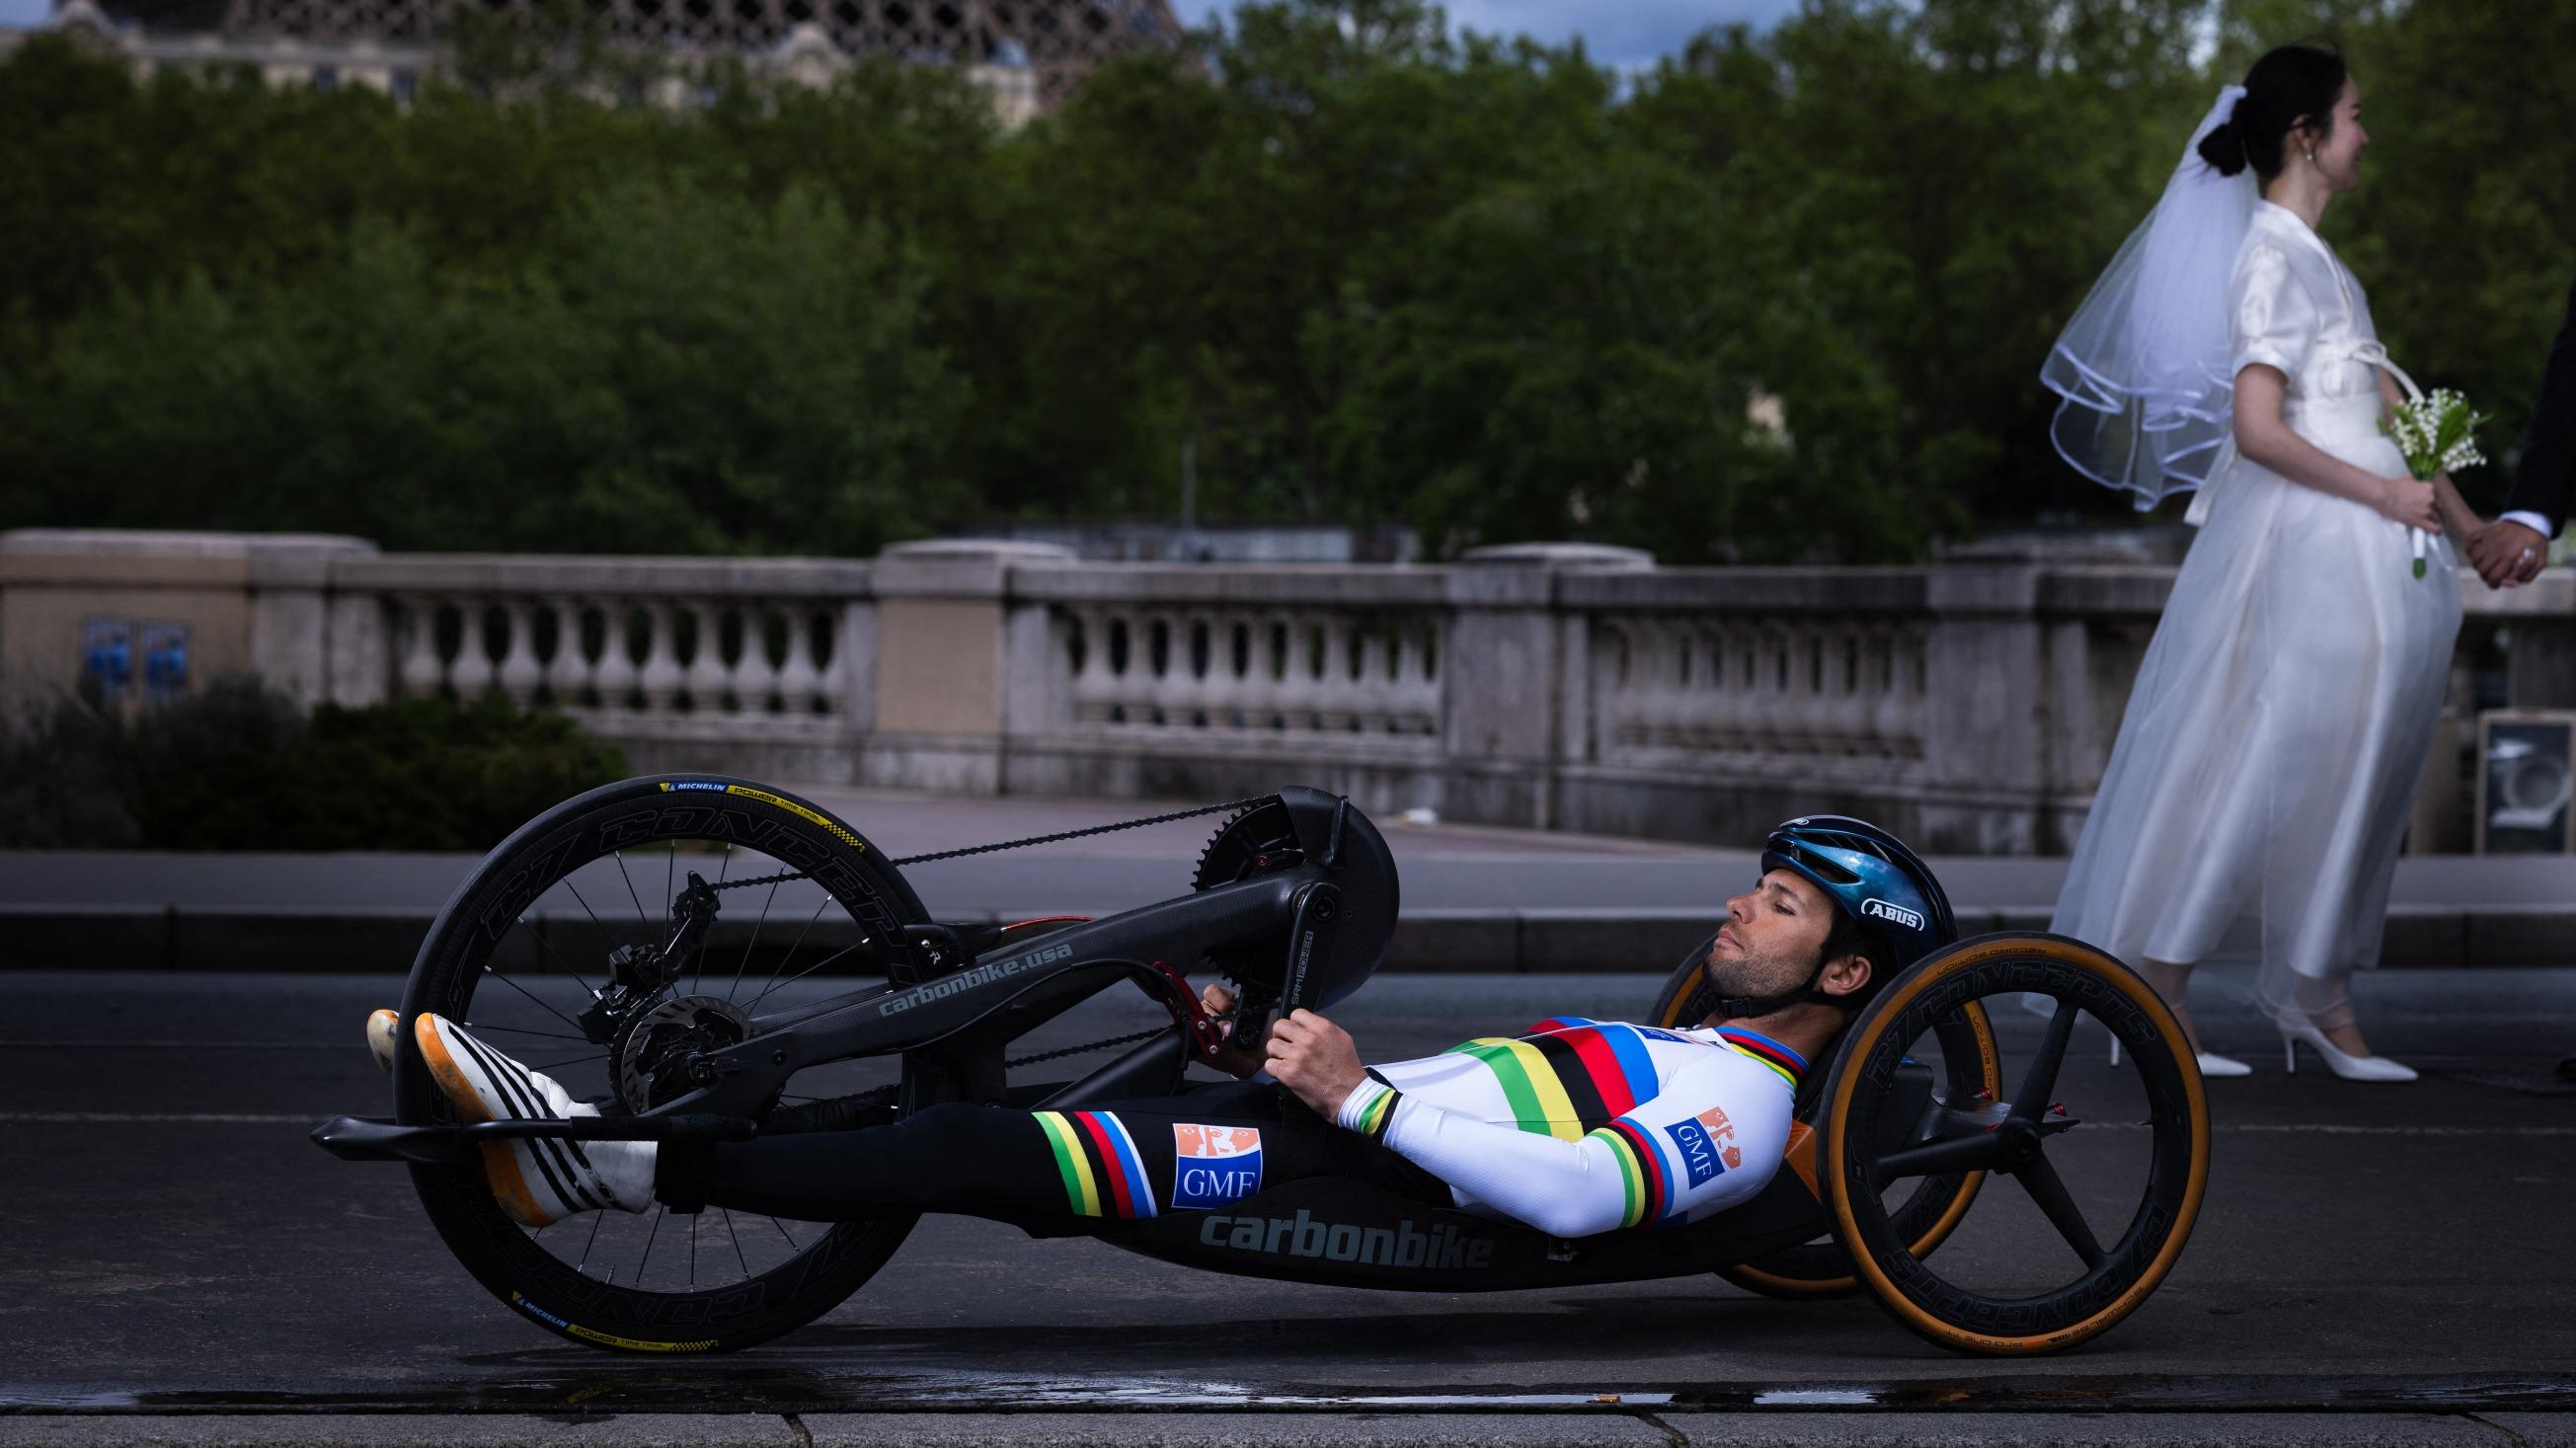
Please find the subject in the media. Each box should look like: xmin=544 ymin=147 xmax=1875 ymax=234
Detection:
xmin=2042 ymin=87 xmax=2259 ymax=509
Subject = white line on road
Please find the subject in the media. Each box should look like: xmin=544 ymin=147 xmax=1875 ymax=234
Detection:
xmin=0 ymin=1112 xmax=320 ymax=1123
xmin=0 ymin=1039 xmax=349 ymax=1049
xmin=2 ymin=1112 xmax=2573 ymax=1137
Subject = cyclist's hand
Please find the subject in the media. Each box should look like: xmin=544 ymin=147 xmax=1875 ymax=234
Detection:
xmin=1265 ymin=1009 xmax=1366 ymax=1118
xmin=1198 ymin=982 xmax=1262 ymax=1079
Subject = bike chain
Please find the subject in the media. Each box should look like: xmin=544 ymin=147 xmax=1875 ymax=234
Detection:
xmin=706 ymin=796 xmax=1265 ymax=893
xmin=703 ymin=796 xmax=1266 ymax=1065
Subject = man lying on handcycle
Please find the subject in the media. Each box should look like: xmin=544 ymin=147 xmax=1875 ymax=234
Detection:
xmin=393 ymin=816 xmax=1952 ymax=1241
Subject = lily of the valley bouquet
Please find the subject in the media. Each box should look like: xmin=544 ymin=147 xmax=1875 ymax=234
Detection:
xmin=2383 ymin=387 xmax=2488 ymax=578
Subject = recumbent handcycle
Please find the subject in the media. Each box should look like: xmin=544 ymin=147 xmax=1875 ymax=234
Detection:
xmin=315 ymin=777 xmax=2211 ymax=1356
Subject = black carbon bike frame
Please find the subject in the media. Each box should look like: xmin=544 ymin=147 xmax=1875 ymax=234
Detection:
xmin=315 ymin=788 xmax=1395 ymax=1166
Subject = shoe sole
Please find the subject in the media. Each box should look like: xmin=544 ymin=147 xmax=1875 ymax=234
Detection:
xmin=413 ymin=1015 xmax=555 ymax=1228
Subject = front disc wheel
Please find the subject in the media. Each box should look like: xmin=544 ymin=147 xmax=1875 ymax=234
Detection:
xmin=1818 ymin=932 xmax=2211 ymax=1355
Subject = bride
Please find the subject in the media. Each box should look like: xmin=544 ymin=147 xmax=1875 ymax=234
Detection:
xmin=2039 ymin=44 xmax=2475 ymax=1082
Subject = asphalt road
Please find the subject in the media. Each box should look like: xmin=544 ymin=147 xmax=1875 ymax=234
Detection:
xmin=4 ymin=963 xmax=2575 ymax=1438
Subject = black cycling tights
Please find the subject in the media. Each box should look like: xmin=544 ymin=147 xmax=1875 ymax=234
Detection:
xmin=654 ymin=1079 xmax=1444 ymax=1235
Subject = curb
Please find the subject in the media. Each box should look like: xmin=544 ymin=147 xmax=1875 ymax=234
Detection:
xmin=8 ymin=901 xmax=2572 ymax=973
xmin=0 ymin=1411 xmax=2566 ymax=1448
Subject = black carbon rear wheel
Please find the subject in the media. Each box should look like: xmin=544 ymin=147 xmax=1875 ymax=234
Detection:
xmin=1649 ymin=936 xmax=1999 ymax=1299
xmin=1815 ymin=932 xmax=2210 ymax=1355
xmin=393 ymin=774 xmax=944 ymax=1353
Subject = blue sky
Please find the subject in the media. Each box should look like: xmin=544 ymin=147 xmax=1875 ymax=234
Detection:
xmin=1171 ymin=1 xmax=1801 ymax=70
xmin=1 ymin=0 xmax=1801 ymax=59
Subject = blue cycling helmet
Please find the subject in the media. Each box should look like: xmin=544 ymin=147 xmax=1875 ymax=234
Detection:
xmin=1702 ymin=814 xmax=1957 ymax=1021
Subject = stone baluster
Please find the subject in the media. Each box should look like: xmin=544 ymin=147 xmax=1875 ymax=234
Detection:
xmin=1141 ymin=609 xmax=1192 ymax=727
xmin=538 ymin=599 xmax=589 ymax=705
xmin=495 ymin=598 xmax=544 ymax=703
xmin=773 ymin=607 xmax=823 ymax=716
xmin=733 ymin=604 xmax=780 ymax=713
xmin=590 ymin=603 xmax=637 ymax=712
xmin=1393 ymin=620 xmax=1438 ymax=734
xmin=395 ymin=595 xmax=446 ymax=699
xmin=1065 ymin=608 xmax=1115 ymax=725
xmin=448 ymin=601 xmax=498 ymax=697
xmin=636 ymin=603 xmax=683 ymax=713
xmin=683 ymin=600 xmax=732 ymax=710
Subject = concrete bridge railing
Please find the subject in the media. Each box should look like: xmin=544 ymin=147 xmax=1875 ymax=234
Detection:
xmin=5 ymin=528 xmax=2570 ymax=855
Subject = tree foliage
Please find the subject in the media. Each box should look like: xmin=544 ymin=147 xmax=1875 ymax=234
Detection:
xmin=1 ymin=0 xmax=2566 ymax=564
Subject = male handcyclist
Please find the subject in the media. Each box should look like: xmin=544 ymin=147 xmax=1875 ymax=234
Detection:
xmin=380 ymin=816 xmax=1954 ymax=1240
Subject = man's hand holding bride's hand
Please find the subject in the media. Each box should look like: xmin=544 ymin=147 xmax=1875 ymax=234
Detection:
xmin=2376 ymin=474 xmax=2441 ymax=533
xmin=2465 ymin=518 xmax=2549 ymax=589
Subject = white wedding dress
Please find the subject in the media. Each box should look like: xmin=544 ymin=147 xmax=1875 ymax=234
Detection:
xmin=2051 ymin=200 xmax=2462 ymax=1030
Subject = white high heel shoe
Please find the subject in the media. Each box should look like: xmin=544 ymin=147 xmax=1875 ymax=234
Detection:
xmin=2107 ymin=1033 xmax=2251 ymax=1076
xmin=2043 ymin=996 xmax=2249 ymax=1077
xmin=2277 ymin=1018 xmax=2418 ymax=1083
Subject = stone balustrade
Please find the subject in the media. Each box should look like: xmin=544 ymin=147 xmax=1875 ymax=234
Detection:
xmin=6 ymin=528 xmax=2571 ymax=854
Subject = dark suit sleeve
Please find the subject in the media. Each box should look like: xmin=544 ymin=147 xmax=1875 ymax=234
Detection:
xmin=2505 ymin=275 xmax=2576 ymax=535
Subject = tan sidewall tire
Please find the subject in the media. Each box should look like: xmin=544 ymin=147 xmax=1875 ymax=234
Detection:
xmin=1820 ymin=933 xmax=2211 ymax=1356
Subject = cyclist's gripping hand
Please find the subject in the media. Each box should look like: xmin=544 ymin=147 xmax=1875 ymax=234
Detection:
xmin=1266 ymin=1010 xmax=1367 ymax=1118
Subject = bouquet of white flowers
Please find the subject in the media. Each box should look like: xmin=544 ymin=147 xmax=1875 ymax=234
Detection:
xmin=2382 ymin=386 xmax=2488 ymax=579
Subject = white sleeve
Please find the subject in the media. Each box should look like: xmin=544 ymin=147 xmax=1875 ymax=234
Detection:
xmin=1336 ymin=1052 xmax=1789 ymax=1238
xmin=2229 ymin=243 xmax=2321 ymax=382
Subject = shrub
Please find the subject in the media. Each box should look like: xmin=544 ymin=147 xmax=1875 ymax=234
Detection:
xmin=0 ymin=677 xmax=627 ymax=851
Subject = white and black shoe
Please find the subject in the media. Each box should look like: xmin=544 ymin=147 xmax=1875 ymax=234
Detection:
xmin=412 ymin=1014 xmax=655 ymax=1227
xmin=365 ymin=1009 xmax=401 ymax=1075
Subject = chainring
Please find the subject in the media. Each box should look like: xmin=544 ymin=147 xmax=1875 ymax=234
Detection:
xmin=1190 ymin=798 xmax=1306 ymax=983
xmin=613 ymin=993 xmax=755 ymax=1112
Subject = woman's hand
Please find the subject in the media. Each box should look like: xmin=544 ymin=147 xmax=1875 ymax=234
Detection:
xmin=1196 ymin=982 xmax=1264 ymax=1079
xmin=2376 ymin=474 xmax=2441 ymax=532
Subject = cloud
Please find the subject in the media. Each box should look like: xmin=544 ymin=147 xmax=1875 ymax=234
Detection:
xmin=1 ymin=0 xmax=52 ymax=27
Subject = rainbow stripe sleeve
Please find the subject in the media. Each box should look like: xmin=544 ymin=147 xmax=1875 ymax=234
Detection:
xmin=1031 ymin=1109 xmax=1156 ymax=1219
xmin=1337 ymin=1078 xmax=1404 ymax=1141
xmin=1586 ymin=1119 xmax=1673 ymax=1229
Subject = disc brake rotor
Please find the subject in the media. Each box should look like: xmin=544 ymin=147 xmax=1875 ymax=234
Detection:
xmin=614 ymin=993 xmax=755 ymax=1112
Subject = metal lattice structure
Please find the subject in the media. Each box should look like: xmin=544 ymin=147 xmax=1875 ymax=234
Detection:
xmin=92 ymin=0 xmax=1184 ymax=106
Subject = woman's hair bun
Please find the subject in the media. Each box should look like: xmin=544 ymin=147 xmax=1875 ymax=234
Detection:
xmin=2197 ymin=118 xmax=2248 ymax=177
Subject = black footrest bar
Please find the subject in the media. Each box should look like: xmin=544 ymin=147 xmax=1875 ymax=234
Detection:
xmin=310 ymin=1113 xmax=757 ymax=1165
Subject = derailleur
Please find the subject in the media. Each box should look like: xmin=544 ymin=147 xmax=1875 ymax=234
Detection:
xmin=576 ymin=870 xmax=723 ymax=1048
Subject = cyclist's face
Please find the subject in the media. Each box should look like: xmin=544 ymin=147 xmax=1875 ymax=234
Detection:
xmin=1711 ymin=870 xmax=1834 ymax=991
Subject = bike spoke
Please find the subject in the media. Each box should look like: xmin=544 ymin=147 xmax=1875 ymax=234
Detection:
xmin=479 ymin=965 xmax=587 ymax=1035
xmin=636 ymin=1205 xmax=665 ymax=1288
xmin=727 ymin=881 xmax=781 ymax=1002
xmin=723 ymin=1208 xmax=752 ymax=1279
xmin=529 ymin=1051 xmax=609 ymax=1074
xmin=613 ymin=850 xmax=651 ymax=927
xmin=769 ymin=1217 xmax=799 ymax=1253
xmin=2011 ymin=999 xmax=2080 ymax=1121
xmin=557 ymin=876 xmax=619 ymax=950
xmin=2015 ymin=1151 xmax=2108 ymax=1270
xmin=1875 ymin=1133 xmax=2003 ymax=1180
xmin=523 ymin=920 xmax=598 ymax=1001
xmin=464 ymin=1023 xmax=590 ymax=1044
xmin=745 ymin=937 xmax=870 ymax=1009
xmin=752 ymin=895 xmax=835 ymax=1008
xmin=577 ymin=1208 xmax=606 ymax=1275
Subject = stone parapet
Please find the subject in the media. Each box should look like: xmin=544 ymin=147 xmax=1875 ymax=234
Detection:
xmin=5 ymin=528 xmax=2570 ymax=854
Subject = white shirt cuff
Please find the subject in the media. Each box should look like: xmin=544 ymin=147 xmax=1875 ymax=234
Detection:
xmin=2501 ymin=510 xmax=2557 ymax=540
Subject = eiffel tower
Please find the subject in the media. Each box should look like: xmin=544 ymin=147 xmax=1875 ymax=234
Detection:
xmin=33 ymin=0 xmax=1184 ymax=112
